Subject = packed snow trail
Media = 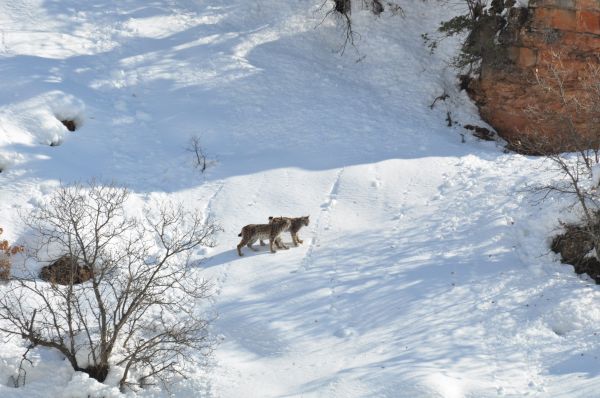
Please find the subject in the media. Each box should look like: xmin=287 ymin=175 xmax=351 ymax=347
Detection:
xmin=203 ymin=157 xmax=545 ymax=398
xmin=2 ymin=0 xmax=600 ymax=397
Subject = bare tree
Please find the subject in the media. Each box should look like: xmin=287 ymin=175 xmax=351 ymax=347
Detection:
xmin=335 ymin=0 xmax=351 ymax=14
xmin=317 ymin=0 xmax=356 ymax=55
xmin=187 ymin=135 xmax=210 ymax=173
xmin=318 ymin=0 xmax=403 ymax=55
xmin=0 ymin=182 xmax=220 ymax=391
xmin=521 ymin=53 xmax=600 ymax=260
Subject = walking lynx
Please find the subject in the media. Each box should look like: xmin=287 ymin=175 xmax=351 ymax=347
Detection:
xmin=237 ymin=217 xmax=291 ymax=256
xmin=267 ymin=216 xmax=310 ymax=246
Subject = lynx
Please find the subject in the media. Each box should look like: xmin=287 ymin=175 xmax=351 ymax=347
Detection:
xmin=237 ymin=217 xmax=291 ymax=256
xmin=267 ymin=216 xmax=310 ymax=247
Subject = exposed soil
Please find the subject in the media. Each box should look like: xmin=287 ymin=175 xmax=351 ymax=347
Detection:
xmin=81 ymin=364 xmax=109 ymax=382
xmin=40 ymin=255 xmax=92 ymax=285
xmin=463 ymin=124 xmax=495 ymax=141
xmin=551 ymin=223 xmax=600 ymax=283
xmin=60 ymin=119 xmax=77 ymax=132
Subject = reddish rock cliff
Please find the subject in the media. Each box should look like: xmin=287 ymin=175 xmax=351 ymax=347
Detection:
xmin=469 ymin=0 xmax=600 ymax=153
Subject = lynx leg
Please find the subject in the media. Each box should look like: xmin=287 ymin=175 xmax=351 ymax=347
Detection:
xmin=279 ymin=237 xmax=289 ymax=249
xmin=292 ymin=232 xmax=303 ymax=245
xmin=247 ymin=238 xmax=259 ymax=251
xmin=269 ymin=235 xmax=287 ymax=252
xmin=259 ymin=239 xmax=266 ymax=246
xmin=274 ymin=237 xmax=288 ymax=250
xmin=237 ymin=238 xmax=247 ymax=256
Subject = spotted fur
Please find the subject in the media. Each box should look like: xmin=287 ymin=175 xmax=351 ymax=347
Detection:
xmin=267 ymin=215 xmax=310 ymax=247
xmin=237 ymin=217 xmax=291 ymax=256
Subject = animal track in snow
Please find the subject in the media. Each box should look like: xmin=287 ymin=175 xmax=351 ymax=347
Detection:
xmin=298 ymin=168 xmax=344 ymax=272
xmin=200 ymin=180 xmax=224 ymax=225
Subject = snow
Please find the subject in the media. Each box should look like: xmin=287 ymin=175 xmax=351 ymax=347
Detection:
xmin=1 ymin=0 xmax=599 ymax=397
xmin=592 ymin=163 xmax=600 ymax=187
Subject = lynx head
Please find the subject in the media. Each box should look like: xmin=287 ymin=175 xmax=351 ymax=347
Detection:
xmin=301 ymin=216 xmax=310 ymax=226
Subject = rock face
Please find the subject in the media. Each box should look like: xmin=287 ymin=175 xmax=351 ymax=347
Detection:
xmin=469 ymin=0 xmax=600 ymax=153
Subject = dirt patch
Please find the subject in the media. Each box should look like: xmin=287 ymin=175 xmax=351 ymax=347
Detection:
xmin=60 ymin=119 xmax=77 ymax=132
xmin=81 ymin=364 xmax=109 ymax=382
xmin=40 ymin=255 xmax=92 ymax=285
xmin=551 ymin=224 xmax=600 ymax=283
xmin=464 ymin=124 xmax=495 ymax=141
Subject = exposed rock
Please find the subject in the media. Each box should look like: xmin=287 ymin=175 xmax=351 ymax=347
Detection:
xmin=468 ymin=0 xmax=600 ymax=153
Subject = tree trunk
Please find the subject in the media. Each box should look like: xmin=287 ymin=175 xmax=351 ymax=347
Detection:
xmin=335 ymin=0 xmax=351 ymax=15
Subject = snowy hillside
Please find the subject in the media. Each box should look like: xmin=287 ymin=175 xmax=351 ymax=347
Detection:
xmin=1 ymin=0 xmax=600 ymax=397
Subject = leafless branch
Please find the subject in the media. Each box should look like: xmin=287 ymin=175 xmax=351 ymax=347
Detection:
xmin=519 ymin=53 xmax=600 ymax=260
xmin=187 ymin=136 xmax=209 ymax=173
xmin=0 ymin=181 xmax=220 ymax=389
xmin=10 ymin=344 xmax=34 ymax=388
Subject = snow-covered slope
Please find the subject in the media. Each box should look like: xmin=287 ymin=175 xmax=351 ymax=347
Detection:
xmin=1 ymin=0 xmax=599 ymax=397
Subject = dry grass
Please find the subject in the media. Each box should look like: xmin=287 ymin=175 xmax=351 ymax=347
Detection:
xmin=0 ymin=227 xmax=24 ymax=280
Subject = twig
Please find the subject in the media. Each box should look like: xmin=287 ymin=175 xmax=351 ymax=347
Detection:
xmin=12 ymin=344 xmax=34 ymax=388
xmin=430 ymin=92 xmax=449 ymax=109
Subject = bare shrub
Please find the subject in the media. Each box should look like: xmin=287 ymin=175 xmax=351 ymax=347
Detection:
xmin=317 ymin=0 xmax=356 ymax=55
xmin=519 ymin=53 xmax=600 ymax=156
xmin=521 ymin=54 xmax=600 ymax=269
xmin=0 ymin=227 xmax=24 ymax=281
xmin=187 ymin=135 xmax=211 ymax=173
xmin=0 ymin=182 xmax=220 ymax=390
xmin=318 ymin=0 xmax=403 ymax=55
